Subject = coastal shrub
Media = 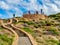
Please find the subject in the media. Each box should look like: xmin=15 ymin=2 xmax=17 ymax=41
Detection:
xmin=48 ymin=27 xmax=59 ymax=35
xmin=0 ymin=27 xmax=4 ymax=30
xmin=45 ymin=21 xmax=54 ymax=26
xmin=39 ymin=21 xmax=46 ymax=26
xmin=46 ymin=39 xmax=59 ymax=45
xmin=22 ymin=27 xmax=34 ymax=34
xmin=0 ymin=34 xmax=14 ymax=45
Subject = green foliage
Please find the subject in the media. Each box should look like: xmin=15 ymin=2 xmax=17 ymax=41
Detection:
xmin=58 ymin=42 xmax=60 ymax=45
xmin=34 ymin=24 xmax=40 ymax=28
xmin=19 ymin=21 xmax=34 ymax=25
xmin=22 ymin=27 xmax=34 ymax=35
xmin=0 ymin=27 xmax=4 ymax=30
xmin=0 ymin=34 xmax=14 ymax=45
xmin=13 ymin=21 xmax=18 ymax=24
xmin=48 ymin=27 xmax=59 ymax=35
xmin=49 ymin=13 xmax=60 ymax=20
xmin=39 ymin=20 xmax=54 ymax=26
xmin=39 ymin=20 xmax=46 ymax=26
xmin=45 ymin=21 xmax=54 ymax=26
xmin=49 ymin=14 xmax=57 ymax=17
xmin=27 ymin=21 xmax=34 ymax=25
xmin=46 ymin=39 xmax=59 ymax=45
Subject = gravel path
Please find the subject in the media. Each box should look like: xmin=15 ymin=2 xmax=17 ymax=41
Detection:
xmin=18 ymin=37 xmax=32 ymax=45
xmin=6 ymin=24 xmax=32 ymax=45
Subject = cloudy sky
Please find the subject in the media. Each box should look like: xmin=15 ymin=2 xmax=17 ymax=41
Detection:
xmin=0 ymin=0 xmax=60 ymax=19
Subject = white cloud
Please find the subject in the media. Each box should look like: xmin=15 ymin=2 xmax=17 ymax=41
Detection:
xmin=0 ymin=14 xmax=2 ymax=16
xmin=0 ymin=0 xmax=42 ymax=11
xmin=0 ymin=0 xmax=60 ymax=18
xmin=14 ymin=7 xmax=23 ymax=16
xmin=25 ymin=0 xmax=42 ymax=11
xmin=0 ymin=1 xmax=10 ymax=10
xmin=51 ymin=4 xmax=58 ymax=11
xmin=43 ymin=5 xmax=48 ymax=14
xmin=45 ymin=3 xmax=58 ymax=11
xmin=43 ymin=0 xmax=60 ymax=15
xmin=6 ymin=0 xmax=20 ymax=4
xmin=54 ymin=0 xmax=60 ymax=8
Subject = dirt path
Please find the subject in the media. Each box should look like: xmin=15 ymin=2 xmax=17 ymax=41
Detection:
xmin=0 ymin=19 xmax=37 ymax=45
xmin=1 ymin=21 xmax=18 ymax=45
xmin=6 ymin=24 xmax=32 ymax=45
xmin=18 ymin=37 xmax=32 ymax=45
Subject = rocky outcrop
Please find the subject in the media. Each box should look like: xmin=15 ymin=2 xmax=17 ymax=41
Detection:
xmin=23 ymin=14 xmax=48 ymax=21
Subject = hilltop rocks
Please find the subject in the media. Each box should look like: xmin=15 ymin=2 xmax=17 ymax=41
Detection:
xmin=23 ymin=14 xmax=48 ymax=21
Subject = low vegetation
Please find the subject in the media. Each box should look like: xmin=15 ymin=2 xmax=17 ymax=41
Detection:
xmin=22 ymin=27 xmax=34 ymax=35
xmin=1 ymin=13 xmax=60 ymax=45
xmin=0 ymin=28 xmax=15 ymax=45
xmin=0 ymin=27 xmax=4 ymax=30
xmin=0 ymin=34 xmax=14 ymax=45
xmin=48 ymin=27 xmax=59 ymax=35
xmin=14 ymin=13 xmax=60 ymax=45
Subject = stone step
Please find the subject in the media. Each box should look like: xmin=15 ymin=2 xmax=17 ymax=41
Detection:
xmin=18 ymin=37 xmax=32 ymax=45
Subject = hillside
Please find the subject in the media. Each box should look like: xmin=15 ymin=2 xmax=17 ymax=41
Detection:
xmin=0 ymin=13 xmax=60 ymax=45
xmin=49 ymin=13 xmax=60 ymax=20
xmin=12 ymin=13 xmax=60 ymax=45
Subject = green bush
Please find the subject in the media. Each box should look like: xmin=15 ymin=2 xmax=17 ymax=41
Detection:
xmin=48 ymin=27 xmax=59 ymax=35
xmin=39 ymin=21 xmax=46 ymax=26
xmin=58 ymin=42 xmax=60 ymax=45
xmin=0 ymin=34 xmax=14 ymax=45
xmin=27 ymin=22 xmax=34 ymax=25
xmin=19 ymin=21 xmax=34 ymax=25
xmin=22 ymin=27 xmax=34 ymax=35
xmin=34 ymin=24 xmax=40 ymax=28
xmin=46 ymin=39 xmax=59 ymax=45
xmin=45 ymin=20 xmax=54 ymax=26
xmin=0 ymin=27 xmax=4 ymax=30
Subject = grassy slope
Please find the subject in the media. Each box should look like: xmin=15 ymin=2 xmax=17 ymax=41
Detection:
xmin=3 ymin=13 xmax=60 ymax=45
xmin=0 ymin=27 xmax=15 ymax=45
xmin=15 ymin=13 xmax=60 ymax=45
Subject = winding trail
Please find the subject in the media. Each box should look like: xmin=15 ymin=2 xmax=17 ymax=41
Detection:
xmin=6 ymin=24 xmax=32 ymax=45
xmin=1 ymin=18 xmax=37 ymax=45
xmin=13 ymin=18 xmax=19 ymax=22
xmin=11 ymin=24 xmax=37 ymax=45
xmin=1 ymin=19 xmax=18 ymax=45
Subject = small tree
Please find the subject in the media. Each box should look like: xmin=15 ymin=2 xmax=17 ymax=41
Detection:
xmin=13 ymin=14 xmax=15 ymax=18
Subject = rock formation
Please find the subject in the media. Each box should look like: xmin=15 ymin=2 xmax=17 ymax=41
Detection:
xmin=23 ymin=10 xmax=48 ymax=21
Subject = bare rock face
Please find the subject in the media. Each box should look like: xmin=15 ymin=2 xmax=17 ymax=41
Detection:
xmin=23 ymin=14 xmax=48 ymax=21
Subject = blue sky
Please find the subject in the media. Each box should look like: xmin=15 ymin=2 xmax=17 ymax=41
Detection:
xmin=0 ymin=0 xmax=60 ymax=19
